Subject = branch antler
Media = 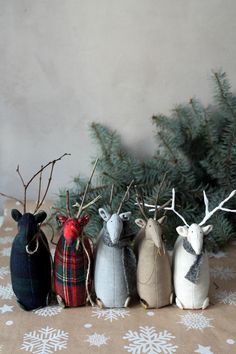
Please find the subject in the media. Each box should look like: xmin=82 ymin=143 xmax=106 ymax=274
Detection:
xmin=135 ymin=186 xmax=148 ymax=221
xmin=199 ymin=190 xmax=236 ymax=226
xmin=76 ymin=158 xmax=100 ymax=218
xmin=164 ymin=188 xmax=189 ymax=227
xmin=117 ymin=180 xmax=134 ymax=214
xmin=1 ymin=153 xmax=70 ymax=214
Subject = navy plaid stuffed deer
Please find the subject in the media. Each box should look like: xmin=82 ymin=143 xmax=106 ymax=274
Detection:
xmin=0 ymin=153 xmax=69 ymax=311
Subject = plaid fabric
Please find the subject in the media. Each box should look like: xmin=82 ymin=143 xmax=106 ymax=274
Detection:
xmin=10 ymin=231 xmax=52 ymax=311
xmin=54 ymin=236 xmax=93 ymax=307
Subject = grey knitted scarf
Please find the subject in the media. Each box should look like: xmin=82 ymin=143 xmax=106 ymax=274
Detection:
xmin=183 ymin=238 xmax=205 ymax=284
xmin=102 ymin=224 xmax=136 ymax=296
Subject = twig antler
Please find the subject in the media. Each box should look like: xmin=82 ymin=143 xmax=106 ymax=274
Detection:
xmin=154 ymin=172 xmax=167 ymax=220
xmin=66 ymin=190 xmax=71 ymax=217
xmin=1 ymin=153 xmax=70 ymax=213
xmin=0 ymin=192 xmax=23 ymax=206
xmin=164 ymin=188 xmax=189 ymax=226
xmin=76 ymin=158 xmax=100 ymax=218
xmin=109 ymin=184 xmax=114 ymax=210
xmin=117 ymin=180 xmax=134 ymax=214
xmin=135 ymin=186 xmax=148 ymax=221
xmin=199 ymin=190 xmax=236 ymax=226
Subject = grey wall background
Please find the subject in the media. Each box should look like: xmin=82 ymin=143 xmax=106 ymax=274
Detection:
xmin=1 ymin=0 xmax=236 ymax=211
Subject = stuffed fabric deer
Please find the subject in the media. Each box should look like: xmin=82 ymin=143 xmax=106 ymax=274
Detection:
xmin=54 ymin=160 xmax=100 ymax=308
xmin=11 ymin=210 xmax=51 ymax=310
xmin=54 ymin=213 xmax=94 ymax=307
xmin=94 ymin=183 xmax=137 ymax=308
xmin=166 ymin=188 xmax=236 ymax=310
xmin=3 ymin=154 xmax=69 ymax=310
xmin=134 ymin=194 xmax=173 ymax=309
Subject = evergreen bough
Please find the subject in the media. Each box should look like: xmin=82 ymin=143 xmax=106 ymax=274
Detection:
xmin=55 ymin=70 xmax=236 ymax=251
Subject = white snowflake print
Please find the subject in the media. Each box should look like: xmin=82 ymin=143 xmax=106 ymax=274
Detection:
xmin=85 ymin=333 xmax=110 ymax=347
xmin=178 ymin=312 xmax=214 ymax=331
xmin=0 ymin=266 xmax=10 ymax=279
xmin=0 ymin=235 xmax=14 ymax=244
xmin=21 ymin=326 xmax=69 ymax=353
xmin=123 ymin=326 xmax=178 ymax=354
xmin=0 ymin=304 xmax=14 ymax=314
xmin=215 ymin=290 xmax=236 ymax=305
xmin=0 ymin=284 xmax=14 ymax=300
xmin=195 ymin=344 xmax=214 ymax=354
xmin=208 ymin=251 xmax=226 ymax=258
xmin=210 ymin=266 xmax=236 ymax=280
xmin=0 ymin=247 xmax=11 ymax=257
xmin=33 ymin=306 xmax=62 ymax=317
xmin=92 ymin=307 xmax=130 ymax=322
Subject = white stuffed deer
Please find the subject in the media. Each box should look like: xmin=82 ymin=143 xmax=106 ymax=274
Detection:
xmin=166 ymin=188 xmax=236 ymax=310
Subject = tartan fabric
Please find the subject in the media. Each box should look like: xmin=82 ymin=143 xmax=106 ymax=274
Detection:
xmin=54 ymin=236 xmax=93 ymax=307
xmin=10 ymin=230 xmax=52 ymax=311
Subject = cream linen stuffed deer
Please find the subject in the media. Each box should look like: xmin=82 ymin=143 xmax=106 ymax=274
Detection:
xmin=166 ymin=188 xmax=236 ymax=310
xmin=134 ymin=193 xmax=173 ymax=309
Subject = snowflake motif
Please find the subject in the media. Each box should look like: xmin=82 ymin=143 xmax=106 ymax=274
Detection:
xmin=178 ymin=312 xmax=214 ymax=331
xmin=33 ymin=306 xmax=62 ymax=317
xmin=123 ymin=326 xmax=178 ymax=354
xmin=210 ymin=266 xmax=236 ymax=280
xmin=92 ymin=308 xmax=130 ymax=322
xmin=21 ymin=326 xmax=68 ymax=353
xmin=0 ymin=284 xmax=14 ymax=300
xmin=215 ymin=290 xmax=236 ymax=305
xmin=194 ymin=344 xmax=214 ymax=354
xmin=0 ymin=247 xmax=11 ymax=257
xmin=0 ymin=266 xmax=10 ymax=279
xmin=0 ymin=236 xmax=14 ymax=244
xmin=85 ymin=333 xmax=109 ymax=347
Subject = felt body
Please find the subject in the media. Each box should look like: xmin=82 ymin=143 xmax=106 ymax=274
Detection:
xmin=135 ymin=229 xmax=172 ymax=308
xmin=173 ymin=236 xmax=210 ymax=309
xmin=10 ymin=212 xmax=51 ymax=311
xmin=54 ymin=236 xmax=93 ymax=307
xmin=94 ymin=236 xmax=129 ymax=308
xmin=94 ymin=209 xmax=136 ymax=308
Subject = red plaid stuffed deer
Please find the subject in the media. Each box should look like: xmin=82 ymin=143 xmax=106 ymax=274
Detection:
xmin=54 ymin=160 xmax=100 ymax=307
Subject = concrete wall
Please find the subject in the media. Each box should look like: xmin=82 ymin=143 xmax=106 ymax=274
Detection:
xmin=1 ymin=0 xmax=236 ymax=211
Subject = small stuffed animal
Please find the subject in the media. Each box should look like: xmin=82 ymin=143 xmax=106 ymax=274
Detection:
xmin=134 ymin=195 xmax=173 ymax=308
xmin=54 ymin=160 xmax=100 ymax=307
xmin=94 ymin=182 xmax=136 ymax=308
xmin=10 ymin=209 xmax=51 ymax=310
xmin=166 ymin=188 xmax=236 ymax=310
xmin=54 ymin=214 xmax=93 ymax=307
xmin=1 ymin=154 xmax=69 ymax=310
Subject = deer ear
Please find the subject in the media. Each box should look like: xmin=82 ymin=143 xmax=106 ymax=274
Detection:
xmin=135 ymin=218 xmax=146 ymax=228
xmin=157 ymin=215 xmax=166 ymax=225
xmin=119 ymin=212 xmax=131 ymax=221
xmin=79 ymin=214 xmax=90 ymax=225
xmin=202 ymin=225 xmax=213 ymax=235
xmin=34 ymin=211 xmax=47 ymax=224
xmin=98 ymin=208 xmax=111 ymax=221
xmin=57 ymin=215 xmax=67 ymax=225
xmin=176 ymin=225 xmax=188 ymax=237
xmin=11 ymin=209 xmax=22 ymax=222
